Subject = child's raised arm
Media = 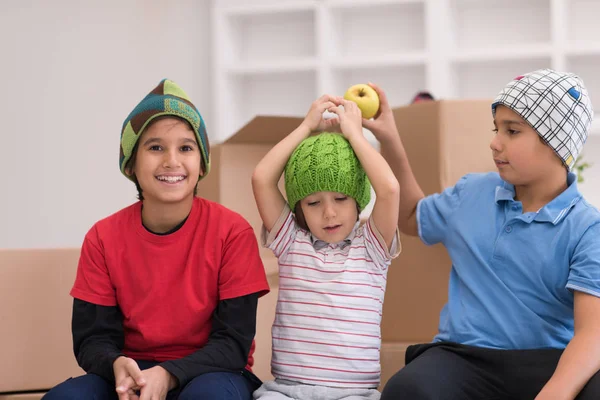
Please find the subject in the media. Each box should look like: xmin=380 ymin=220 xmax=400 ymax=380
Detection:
xmin=329 ymin=98 xmax=400 ymax=249
xmin=362 ymin=83 xmax=425 ymax=237
xmin=252 ymin=95 xmax=339 ymax=232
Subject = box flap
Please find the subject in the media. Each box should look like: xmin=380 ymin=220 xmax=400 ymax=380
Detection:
xmin=224 ymin=116 xmax=304 ymax=145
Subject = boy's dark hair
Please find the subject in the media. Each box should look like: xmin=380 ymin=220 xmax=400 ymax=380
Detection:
xmin=125 ymin=115 xmax=199 ymax=201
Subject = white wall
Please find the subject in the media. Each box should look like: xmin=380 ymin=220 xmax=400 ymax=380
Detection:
xmin=0 ymin=0 xmax=212 ymax=248
xmin=2 ymin=1 xmax=598 ymax=249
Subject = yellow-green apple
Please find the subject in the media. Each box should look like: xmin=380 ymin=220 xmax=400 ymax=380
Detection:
xmin=343 ymin=84 xmax=380 ymax=119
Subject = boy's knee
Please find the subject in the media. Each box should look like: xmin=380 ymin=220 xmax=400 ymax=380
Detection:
xmin=577 ymin=371 xmax=600 ymax=400
xmin=42 ymin=375 xmax=114 ymax=400
xmin=178 ymin=372 xmax=252 ymax=400
xmin=381 ymin=368 xmax=433 ymax=400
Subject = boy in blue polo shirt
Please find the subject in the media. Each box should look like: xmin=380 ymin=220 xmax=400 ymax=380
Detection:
xmin=369 ymin=69 xmax=600 ymax=399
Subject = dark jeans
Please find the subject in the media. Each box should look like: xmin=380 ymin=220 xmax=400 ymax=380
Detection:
xmin=381 ymin=342 xmax=600 ymax=400
xmin=42 ymin=360 xmax=259 ymax=400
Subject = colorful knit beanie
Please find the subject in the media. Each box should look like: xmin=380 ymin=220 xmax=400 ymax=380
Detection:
xmin=284 ymin=133 xmax=371 ymax=212
xmin=119 ymin=79 xmax=210 ymax=181
xmin=492 ymin=69 xmax=593 ymax=170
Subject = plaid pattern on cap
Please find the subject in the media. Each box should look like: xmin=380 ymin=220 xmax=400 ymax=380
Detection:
xmin=119 ymin=79 xmax=210 ymax=181
xmin=492 ymin=69 xmax=594 ymax=170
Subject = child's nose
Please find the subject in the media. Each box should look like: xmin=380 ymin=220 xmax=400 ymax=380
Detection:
xmin=323 ymin=203 xmax=337 ymax=218
xmin=490 ymin=134 xmax=502 ymax=153
xmin=163 ymin=150 xmax=181 ymax=168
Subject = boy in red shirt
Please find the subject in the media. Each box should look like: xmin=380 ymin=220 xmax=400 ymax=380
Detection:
xmin=43 ymin=79 xmax=269 ymax=400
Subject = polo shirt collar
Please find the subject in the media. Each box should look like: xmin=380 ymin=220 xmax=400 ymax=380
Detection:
xmin=494 ymin=172 xmax=581 ymax=225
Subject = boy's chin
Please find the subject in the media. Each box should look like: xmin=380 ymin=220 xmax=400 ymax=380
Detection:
xmin=145 ymin=190 xmax=195 ymax=205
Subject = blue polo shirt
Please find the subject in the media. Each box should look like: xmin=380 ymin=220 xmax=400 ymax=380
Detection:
xmin=417 ymin=172 xmax=600 ymax=349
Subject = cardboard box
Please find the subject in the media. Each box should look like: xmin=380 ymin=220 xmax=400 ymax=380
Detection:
xmin=0 ymin=394 xmax=45 ymax=400
xmin=0 ymin=249 xmax=84 ymax=393
xmin=379 ymin=341 xmax=411 ymax=390
xmin=198 ymin=116 xmax=303 ymax=259
xmin=381 ymin=100 xmax=497 ymax=342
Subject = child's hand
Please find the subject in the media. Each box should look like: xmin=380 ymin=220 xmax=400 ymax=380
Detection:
xmin=137 ymin=366 xmax=177 ymax=400
xmin=114 ymin=356 xmax=146 ymax=400
xmin=301 ymin=95 xmax=340 ymax=133
xmin=328 ymin=98 xmax=363 ymax=140
xmin=361 ymin=83 xmax=399 ymax=142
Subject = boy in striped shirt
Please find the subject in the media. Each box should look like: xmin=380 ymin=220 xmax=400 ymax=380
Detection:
xmin=252 ymin=95 xmax=401 ymax=399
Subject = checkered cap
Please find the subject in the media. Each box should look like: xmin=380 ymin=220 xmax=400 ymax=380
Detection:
xmin=492 ymin=69 xmax=594 ymax=170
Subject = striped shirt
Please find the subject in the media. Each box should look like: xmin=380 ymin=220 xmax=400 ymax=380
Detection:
xmin=262 ymin=206 xmax=401 ymax=388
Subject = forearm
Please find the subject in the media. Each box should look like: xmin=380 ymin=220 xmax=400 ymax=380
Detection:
xmin=72 ymin=299 xmax=125 ymax=383
xmin=77 ymin=341 xmax=123 ymax=383
xmin=347 ymin=134 xmax=399 ymax=200
xmin=378 ymin=131 xmax=424 ymax=234
xmin=538 ymin=332 xmax=600 ymax=399
xmin=252 ymin=123 xmax=311 ymax=187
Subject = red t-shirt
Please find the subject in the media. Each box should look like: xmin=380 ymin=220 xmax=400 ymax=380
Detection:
xmin=71 ymin=197 xmax=269 ymax=368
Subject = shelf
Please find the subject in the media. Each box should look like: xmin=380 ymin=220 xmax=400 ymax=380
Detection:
xmin=221 ymin=1 xmax=317 ymax=16
xmin=565 ymin=42 xmax=600 ymax=57
xmin=567 ymin=0 xmax=600 ymax=44
xmin=330 ymin=52 xmax=426 ymax=69
xmin=451 ymin=44 xmax=553 ymax=63
xmin=452 ymin=57 xmax=552 ymax=99
xmin=226 ymin=58 xmax=318 ymax=75
xmin=566 ymin=54 xmax=599 ymax=138
xmin=331 ymin=64 xmax=426 ymax=107
xmin=450 ymin=0 xmax=551 ymax=50
xmin=229 ymin=70 xmax=317 ymax=137
xmin=224 ymin=7 xmax=316 ymax=64
xmin=327 ymin=0 xmax=424 ymax=7
xmin=327 ymin=0 xmax=425 ymax=58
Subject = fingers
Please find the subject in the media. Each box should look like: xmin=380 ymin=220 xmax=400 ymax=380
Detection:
xmin=362 ymin=117 xmax=375 ymax=130
xmin=125 ymin=362 xmax=146 ymax=388
xmin=329 ymin=100 xmax=360 ymax=116
xmin=368 ymin=82 xmax=388 ymax=106
xmin=116 ymin=377 xmax=142 ymax=400
xmin=116 ymin=385 xmax=136 ymax=400
xmin=319 ymin=101 xmax=336 ymax=113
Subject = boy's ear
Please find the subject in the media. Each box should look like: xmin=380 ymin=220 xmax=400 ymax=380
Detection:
xmin=125 ymin=164 xmax=134 ymax=177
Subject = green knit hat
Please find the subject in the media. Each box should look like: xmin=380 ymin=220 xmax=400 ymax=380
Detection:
xmin=119 ymin=79 xmax=210 ymax=181
xmin=285 ymin=133 xmax=371 ymax=211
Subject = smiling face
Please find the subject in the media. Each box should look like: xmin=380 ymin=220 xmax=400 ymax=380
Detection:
xmin=126 ymin=117 xmax=203 ymax=206
xmin=490 ymin=105 xmax=565 ymax=186
xmin=298 ymin=191 xmax=359 ymax=243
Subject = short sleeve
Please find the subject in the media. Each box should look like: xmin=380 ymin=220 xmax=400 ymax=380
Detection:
xmin=567 ymin=223 xmax=600 ymax=298
xmin=260 ymin=205 xmax=299 ymax=258
xmin=70 ymin=225 xmax=117 ymax=306
xmin=363 ymin=216 xmax=401 ymax=270
xmin=219 ymin=224 xmax=270 ymax=301
xmin=417 ymin=174 xmax=469 ymax=246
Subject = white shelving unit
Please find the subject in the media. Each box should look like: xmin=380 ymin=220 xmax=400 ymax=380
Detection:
xmin=212 ymin=0 xmax=600 ymax=143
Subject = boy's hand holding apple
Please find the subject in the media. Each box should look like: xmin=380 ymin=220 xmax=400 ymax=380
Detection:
xmin=346 ymin=82 xmax=399 ymax=144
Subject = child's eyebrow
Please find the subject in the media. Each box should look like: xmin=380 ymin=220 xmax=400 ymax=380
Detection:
xmin=142 ymin=137 xmax=162 ymax=146
xmin=142 ymin=137 xmax=197 ymax=146
xmin=500 ymin=119 xmax=526 ymax=125
xmin=180 ymin=138 xmax=198 ymax=145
